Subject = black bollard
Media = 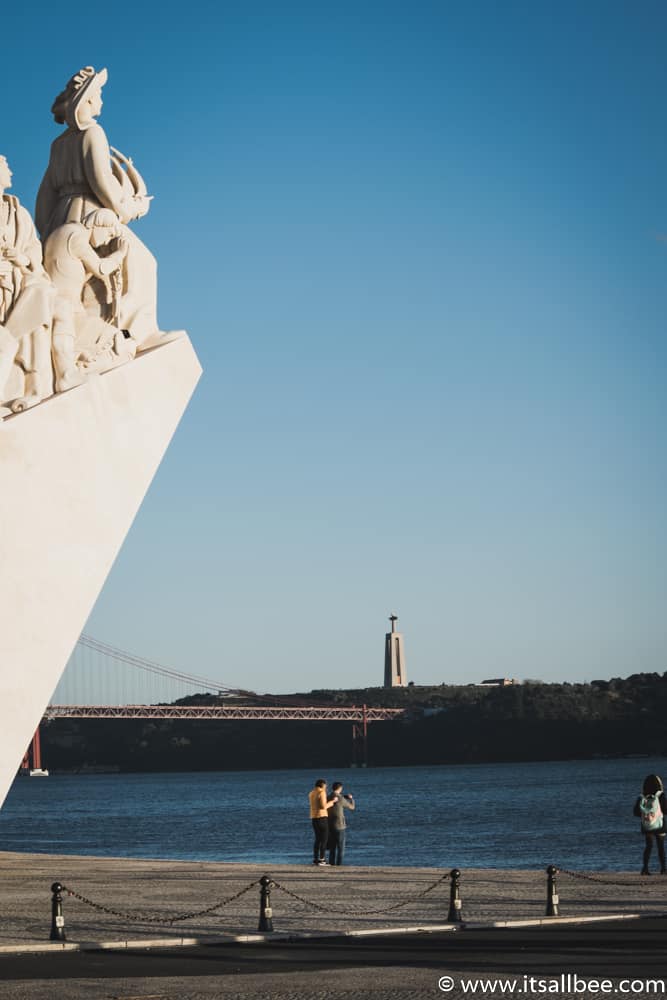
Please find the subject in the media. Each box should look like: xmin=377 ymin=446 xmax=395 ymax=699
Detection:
xmin=546 ymin=865 xmax=560 ymax=917
xmin=258 ymin=875 xmax=274 ymax=932
xmin=447 ymin=868 xmax=463 ymax=923
xmin=50 ymin=882 xmax=66 ymax=941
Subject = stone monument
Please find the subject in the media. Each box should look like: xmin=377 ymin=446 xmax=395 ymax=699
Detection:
xmin=0 ymin=67 xmax=201 ymax=809
xmin=384 ymin=613 xmax=407 ymax=687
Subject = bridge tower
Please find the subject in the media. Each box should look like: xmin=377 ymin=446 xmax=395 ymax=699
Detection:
xmin=384 ymin=614 xmax=406 ymax=687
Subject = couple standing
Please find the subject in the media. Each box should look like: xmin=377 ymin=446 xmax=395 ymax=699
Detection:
xmin=308 ymin=778 xmax=355 ymax=866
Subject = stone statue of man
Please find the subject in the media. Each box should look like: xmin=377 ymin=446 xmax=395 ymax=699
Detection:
xmin=36 ymin=67 xmax=159 ymax=347
xmin=43 ymin=208 xmax=132 ymax=390
xmin=0 ymin=155 xmax=54 ymax=414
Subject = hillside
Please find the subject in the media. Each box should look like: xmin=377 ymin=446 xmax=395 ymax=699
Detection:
xmin=40 ymin=672 xmax=667 ymax=772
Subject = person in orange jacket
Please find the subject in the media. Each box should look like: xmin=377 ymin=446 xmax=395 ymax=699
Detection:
xmin=308 ymin=778 xmax=337 ymax=866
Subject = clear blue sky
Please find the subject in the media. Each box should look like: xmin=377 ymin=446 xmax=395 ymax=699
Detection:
xmin=6 ymin=1 xmax=667 ymax=697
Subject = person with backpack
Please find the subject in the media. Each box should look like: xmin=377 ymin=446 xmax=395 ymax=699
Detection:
xmin=633 ymin=773 xmax=666 ymax=875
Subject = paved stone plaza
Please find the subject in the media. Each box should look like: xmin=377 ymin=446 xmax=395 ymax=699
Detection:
xmin=0 ymin=852 xmax=665 ymax=951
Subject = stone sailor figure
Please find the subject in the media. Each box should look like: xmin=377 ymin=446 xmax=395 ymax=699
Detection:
xmin=35 ymin=67 xmax=161 ymax=348
xmin=43 ymin=208 xmax=133 ymax=391
xmin=0 ymin=155 xmax=54 ymax=414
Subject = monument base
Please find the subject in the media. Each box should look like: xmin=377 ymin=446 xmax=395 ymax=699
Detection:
xmin=0 ymin=335 xmax=201 ymax=808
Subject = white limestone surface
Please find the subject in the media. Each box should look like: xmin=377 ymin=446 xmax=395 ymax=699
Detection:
xmin=0 ymin=334 xmax=201 ymax=808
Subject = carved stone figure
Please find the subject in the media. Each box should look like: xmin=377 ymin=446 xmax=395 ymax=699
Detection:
xmin=43 ymin=209 xmax=134 ymax=391
xmin=36 ymin=67 xmax=160 ymax=346
xmin=0 ymin=67 xmax=185 ymax=423
xmin=0 ymin=155 xmax=54 ymax=415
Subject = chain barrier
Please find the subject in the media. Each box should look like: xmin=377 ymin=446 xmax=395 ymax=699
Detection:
xmin=269 ymin=870 xmax=451 ymax=916
xmin=61 ymin=879 xmax=259 ymax=925
xmin=55 ymin=864 xmax=659 ymax=936
xmin=557 ymin=868 xmax=665 ymax=889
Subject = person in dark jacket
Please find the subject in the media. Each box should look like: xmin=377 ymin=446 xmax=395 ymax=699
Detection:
xmin=633 ymin=773 xmax=666 ymax=875
xmin=327 ymin=781 xmax=355 ymax=866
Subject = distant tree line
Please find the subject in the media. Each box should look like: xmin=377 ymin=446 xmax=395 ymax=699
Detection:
xmin=40 ymin=671 xmax=667 ymax=772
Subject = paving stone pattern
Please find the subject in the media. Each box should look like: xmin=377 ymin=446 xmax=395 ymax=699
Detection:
xmin=0 ymin=852 xmax=665 ymax=948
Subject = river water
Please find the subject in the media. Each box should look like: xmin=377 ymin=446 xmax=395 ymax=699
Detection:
xmin=0 ymin=758 xmax=662 ymax=870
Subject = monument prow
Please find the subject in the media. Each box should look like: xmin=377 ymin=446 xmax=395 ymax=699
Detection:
xmin=0 ymin=67 xmax=202 ymax=809
xmin=0 ymin=333 xmax=201 ymax=808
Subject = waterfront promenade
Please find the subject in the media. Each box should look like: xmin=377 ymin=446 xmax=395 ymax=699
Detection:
xmin=0 ymin=851 xmax=665 ymax=951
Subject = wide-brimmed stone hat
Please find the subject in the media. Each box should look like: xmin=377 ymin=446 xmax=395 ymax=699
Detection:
xmin=51 ymin=66 xmax=108 ymax=129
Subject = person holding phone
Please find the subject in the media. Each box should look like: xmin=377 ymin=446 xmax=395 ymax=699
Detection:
xmin=327 ymin=781 xmax=355 ymax=866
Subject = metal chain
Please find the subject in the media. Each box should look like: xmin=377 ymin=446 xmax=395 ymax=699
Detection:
xmin=57 ymin=863 xmax=666 ymax=931
xmin=61 ymin=880 xmax=259 ymax=925
xmin=269 ymin=871 xmax=450 ymax=916
xmin=557 ymin=868 xmax=663 ymax=888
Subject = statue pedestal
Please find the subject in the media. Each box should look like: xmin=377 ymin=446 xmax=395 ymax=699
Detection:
xmin=0 ymin=336 xmax=201 ymax=808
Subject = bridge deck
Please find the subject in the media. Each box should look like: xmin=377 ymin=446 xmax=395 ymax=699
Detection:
xmin=45 ymin=705 xmax=405 ymax=721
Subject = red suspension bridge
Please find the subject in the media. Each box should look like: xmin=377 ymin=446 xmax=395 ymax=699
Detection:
xmin=22 ymin=634 xmax=405 ymax=774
